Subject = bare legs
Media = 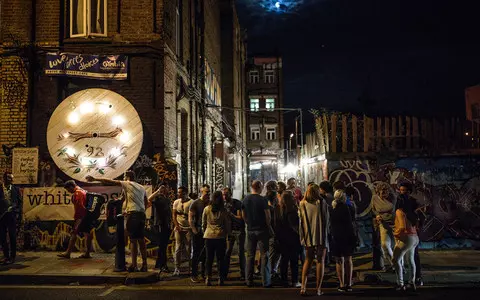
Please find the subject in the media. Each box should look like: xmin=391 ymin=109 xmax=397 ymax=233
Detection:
xmin=335 ymin=256 xmax=353 ymax=288
xmin=300 ymin=247 xmax=326 ymax=295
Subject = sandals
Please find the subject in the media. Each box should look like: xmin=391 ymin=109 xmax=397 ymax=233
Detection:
xmin=300 ymin=289 xmax=307 ymax=296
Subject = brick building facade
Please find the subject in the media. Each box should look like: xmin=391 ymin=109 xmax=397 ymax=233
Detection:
xmin=0 ymin=0 xmax=247 ymax=195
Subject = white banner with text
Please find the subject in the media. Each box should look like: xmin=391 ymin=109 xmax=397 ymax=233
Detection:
xmin=23 ymin=185 xmax=152 ymax=221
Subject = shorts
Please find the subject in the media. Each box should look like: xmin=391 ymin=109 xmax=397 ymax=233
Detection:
xmin=126 ymin=211 xmax=146 ymax=240
xmin=75 ymin=216 xmax=94 ymax=235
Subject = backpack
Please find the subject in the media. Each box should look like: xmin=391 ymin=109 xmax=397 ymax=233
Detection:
xmin=85 ymin=192 xmax=106 ymax=220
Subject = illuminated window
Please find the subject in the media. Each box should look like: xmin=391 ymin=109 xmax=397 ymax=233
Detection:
xmin=266 ymin=98 xmax=275 ymax=111
xmin=249 ymin=70 xmax=259 ymax=84
xmin=251 ymin=128 xmax=260 ymax=140
xmin=266 ymin=127 xmax=276 ymax=140
xmin=264 ymin=70 xmax=275 ymax=84
xmin=250 ymin=98 xmax=259 ymax=112
xmin=70 ymin=0 xmax=107 ymax=37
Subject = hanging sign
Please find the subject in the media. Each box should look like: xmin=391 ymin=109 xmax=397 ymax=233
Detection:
xmin=46 ymin=88 xmax=143 ymax=182
xmin=45 ymin=52 xmax=128 ymax=80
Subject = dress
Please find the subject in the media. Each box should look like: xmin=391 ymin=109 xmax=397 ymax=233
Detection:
xmin=299 ymin=199 xmax=329 ymax=248
xmin=329 ymin=201 xmax=356 ymax=257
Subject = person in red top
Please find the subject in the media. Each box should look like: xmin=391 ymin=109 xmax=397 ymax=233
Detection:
xmin=287 ymin=178 xmax=303 ymax=204
xmin=58 ymin=180 xmax=94 ymax=259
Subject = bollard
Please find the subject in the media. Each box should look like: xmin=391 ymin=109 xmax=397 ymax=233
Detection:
xmin=114 ymin=214 xmax=126 ymax=272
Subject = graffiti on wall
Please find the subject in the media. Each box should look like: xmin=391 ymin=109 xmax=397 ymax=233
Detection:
xmin=328 ymin=157 xmax=480 ymax=248
xmin=18 ymin=153 xmax=179 ymax=257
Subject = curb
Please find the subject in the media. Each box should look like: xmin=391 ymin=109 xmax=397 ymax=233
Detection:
xmin=356 ymin=270 xmax=480 ymax=285
xmin=0 ymin=272 xmax=159 ymax=286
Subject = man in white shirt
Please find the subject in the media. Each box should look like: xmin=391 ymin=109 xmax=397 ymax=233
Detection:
xmin=172 ymin=186 xmax=193 ymax=276
xmin=86 ymin=171 xmax=148 ymax=272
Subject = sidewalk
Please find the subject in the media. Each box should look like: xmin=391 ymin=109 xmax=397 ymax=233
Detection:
xmin=355 ymin=250 xmax=480 ymax=285
xmin=0 ymin=250 xmax=479 ymax=286
xmin=0 ymin=252 xmax=158 ymax=285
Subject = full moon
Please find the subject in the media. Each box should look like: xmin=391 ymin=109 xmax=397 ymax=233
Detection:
xmin=275 ymin=2 xmax=281 ymax=9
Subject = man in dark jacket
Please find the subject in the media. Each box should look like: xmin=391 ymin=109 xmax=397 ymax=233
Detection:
xmin=0 ymin=172 xmax=22 ymax=264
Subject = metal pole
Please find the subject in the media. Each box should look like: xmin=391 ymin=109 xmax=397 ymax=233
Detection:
xmin=114 ymin=214 xmax=126 ymax=272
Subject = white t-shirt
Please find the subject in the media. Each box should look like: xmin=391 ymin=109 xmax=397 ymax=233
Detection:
xmin=173 ymin=198 xmax=193 ymax=229
xmin=121 ymin=181 xmax=146 ymax=213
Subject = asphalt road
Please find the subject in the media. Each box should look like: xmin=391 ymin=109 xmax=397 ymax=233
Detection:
xmin=0 ymin=285 xmax=478 ymax=300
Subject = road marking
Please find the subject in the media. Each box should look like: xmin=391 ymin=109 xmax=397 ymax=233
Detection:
xmin=98 ymin=286 xmax=117 ymax=297
xmin=0 ymin=285 xmax=105 ymax=289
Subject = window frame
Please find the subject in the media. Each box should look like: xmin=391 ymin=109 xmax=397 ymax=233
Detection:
xmin=266 ymin=127 xmax=276 ymax=141
xmin=250 ymin=98 xmax=260 ymax=112
xmin=70 ymin=0 xmax=107 ymax=38
xmin=265 ymin=98 xmax=275 ymax=111
xmin=264 ymin=70 xmax=275 ymax=84
xmin=249 ymin=70 xmax=260 ymax=84
xmin=251 ymin=127 xmax=260 ymax=141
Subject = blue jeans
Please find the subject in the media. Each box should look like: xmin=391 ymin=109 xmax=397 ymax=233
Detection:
xmin=246 ymin=230 xmax=271 ymax=286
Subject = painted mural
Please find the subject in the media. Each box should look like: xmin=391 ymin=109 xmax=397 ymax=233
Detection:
xmin=328 ymin=156 xmax=480 ymax=249
xmin=18 ymin=153 xmax=178 ymax=257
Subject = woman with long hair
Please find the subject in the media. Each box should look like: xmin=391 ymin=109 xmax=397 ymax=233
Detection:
xmin=277 ymin=191 xmax=301 ymax=287
xmin=202 ymin=191 xmax=231 ymax=286
xmin=299 ymin=184 xmax=329 ymax=296
xmin=329 ymin=190 xmax=357 ymax=292
xmin=392 ymin=195 xmax=419 ymax=291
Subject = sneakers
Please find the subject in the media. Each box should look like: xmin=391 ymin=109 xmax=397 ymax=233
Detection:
xmin=415 ymin=277 xmax=424 ymax=286
xmin=191 ymin=276 xmax=203 ymax=283
xmin=172 ymin=268 xmax=180 ymax=276
xmin=338 ymin=286 xmax=346 ymax=292
xmin=294 ymin=282 xmax=302 ymax=288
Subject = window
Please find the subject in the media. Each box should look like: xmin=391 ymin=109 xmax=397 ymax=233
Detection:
xmin=249 ymin=70 xmax=259 ymax=84
xmin=266 ymin=128 xmax=276 ymax=140
xmin=70 ymin=0 xmax=107 ymax=37
xmin=250 ymin=98 xmax=259 ymax=112
xmin=264 ymin=70 xmax=275 ymax=84
xmin=266 ymin=98 xmax=275 ymax=111
xmin=251 ymin=128 xmax=260 ymax=140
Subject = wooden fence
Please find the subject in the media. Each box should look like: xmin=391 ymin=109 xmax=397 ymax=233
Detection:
xmin=311 ymin=113 xmax=480 ymax=155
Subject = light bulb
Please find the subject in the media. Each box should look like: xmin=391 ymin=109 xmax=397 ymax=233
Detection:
xmin=65 ymin=147 xmax=76 ymax=156
xmin=119 ymin=131 xmax=130 ymax=143
xmin=111 ymin=147 xmax=121 ymax=157
xmin=98 ymin=103 xmax=110 ymax=114
xmin=68 ymin=112 xmax=79 ymax=124
xmin=79 ymin=102 xmax=94 ymax=114
xmin=112 ymin=116 xmax=124 ymax=126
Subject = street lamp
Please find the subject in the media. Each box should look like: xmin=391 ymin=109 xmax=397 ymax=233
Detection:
xmin=289 ymin=133 xmax=294 ymax=151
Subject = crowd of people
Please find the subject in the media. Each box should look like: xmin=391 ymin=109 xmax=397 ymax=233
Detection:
xmin=147 ymin=176 xmax=424 ymax=294
xmin=0 ymin=169 xmax=421 ymax=294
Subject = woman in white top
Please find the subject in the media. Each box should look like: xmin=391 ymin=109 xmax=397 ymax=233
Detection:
xmin=299 ymin=183 xmax=330 ymax=296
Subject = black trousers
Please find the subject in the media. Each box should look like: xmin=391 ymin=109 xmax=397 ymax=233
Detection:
xmin=280 ymin=241 xmax=300 ymax=285
xmin=0 ymin=213 xmax=16 ymax=260
xmin=206 ymin=238 xmax=226 ymax=279
xmin=191 ymin=232 xmax=206 ymax=277
xmin=156 ymin=226 xmax=172 ymax=269
xmin=225 ymin=230 xmax=246 ymax=277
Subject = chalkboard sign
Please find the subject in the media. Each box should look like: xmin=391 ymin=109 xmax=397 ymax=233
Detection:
xmin=12 ymin=148 xmax=39 ymax=184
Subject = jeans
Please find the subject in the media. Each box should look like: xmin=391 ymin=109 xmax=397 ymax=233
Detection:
xmin=191 ymin=231 xmax=206 ymax=277
xmin=414 ymin=243 xmax=422 ymax=279
xmin=225 ymin=230 xmax=246 ymax=278
xmin=155 ymin=226 xmax=171 ymax=269
xmin=280 ymin=242 xmax=300 ymax=285
xmin=393 ymin=235 xmax=419 ymax=286
xmin=174 ymin=229 xmax=192 ymax=269
xmin=269 ymin=237 xmax=281 ymax=274
xmin=246 ymin=230 xmax=271 ymax=286
xmin=379 ymin=221 xmax=394 ymax=266
xmin=0 ymin=213 xmax=16 ymax=260
xmin=205 ymin=238 xmax=226 ymax=280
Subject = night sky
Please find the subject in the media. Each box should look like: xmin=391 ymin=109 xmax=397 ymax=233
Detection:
xmin=236 ymin=0 xmax=480 ymax=133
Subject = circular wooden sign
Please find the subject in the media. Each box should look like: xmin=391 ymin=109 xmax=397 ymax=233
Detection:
xmin=47 ymin=88 xmax=143 ymax=182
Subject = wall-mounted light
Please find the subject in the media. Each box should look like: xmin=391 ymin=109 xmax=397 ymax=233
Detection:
xmin=79 ymin=102 xmax=94 ymax=114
